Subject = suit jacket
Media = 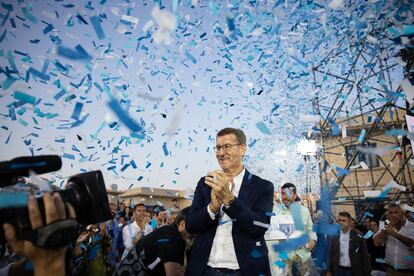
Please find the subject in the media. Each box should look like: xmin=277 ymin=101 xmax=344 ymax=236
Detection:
xmin=185 ymin=170 xmax=274 ymax=276
xmin=327 ymin=229 xmax=371 ymax=276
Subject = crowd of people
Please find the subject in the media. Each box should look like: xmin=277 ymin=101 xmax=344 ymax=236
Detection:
xmin=1 ymin=128 xmax=413 ymax=276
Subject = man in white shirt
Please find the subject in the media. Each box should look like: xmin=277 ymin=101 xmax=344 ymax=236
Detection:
xmin=122 ymin=203 xmax=153 ymax=259
xmin=327 ymin=212 xmax=371 ymax=276
xmin=185 ymin=127 xmax=274 ymax=276
xmin=373 ymin=203 xmax=414 ymax=275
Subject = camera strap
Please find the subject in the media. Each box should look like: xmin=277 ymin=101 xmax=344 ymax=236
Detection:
xmin=25 ymin=219 xmax=79 ymax=249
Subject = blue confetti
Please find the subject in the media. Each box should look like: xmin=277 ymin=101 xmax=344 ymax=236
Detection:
xmin=248 ymin=139 xmax=257 ymax=148
xmin=162 ymin=142 xmax=169 ymax=156
xmin=63 ymin=153 xmax=75 ymax=160
xmin=385 ymin=129 xmax=407 ymax=136
xmin=0 ymin=30 xmax=6 ymax=43
xmin=21 ymin=7 xmax=38 ymax=24
xmin=120 ymin=163 xmax=130 ymax=172
xmin=71 ymin=102 xmax=83 ymax=120
xmin=256 ymin=121 xmax=272 ymax=135
xmin=336 ymin=167 xmax=350 ymax=176
xmin=363 ymin=230 xmax=374 ymax=239
xmin=42 ymin=23 xmax=54 ymax=34
xmin=14 ymin=91 xmax=36 ymax=105
xmin=357 ymin=129 xmax=366 ymax=144
xmin=227 ymin=17 xmax=235 ymax=31
xmin=27 ymin=67 xmax=50 ymax=81
xmin=184 ymin=50 xmax=197 ymax=64
xmin=274 ymin=260 xmax=286 ymax=268
xmin=57 ymin=44 xmax=92 ymax=61
xmin=284 ymin=187 xmax=292 ymax=199
xmin=313 ymin=223 xmax=340 ymax=236
xmin=328 ymin=117 xmax=340 ymax=136
xmin=279 ymin=251 xmax=288 ymax=260
xmin=107 ymin=98 xmax=143 ymax=133
xmin=273 ymin=234 xmax=309 ymax=251
xmin=90 ymin=16 xmax=105 ymax=40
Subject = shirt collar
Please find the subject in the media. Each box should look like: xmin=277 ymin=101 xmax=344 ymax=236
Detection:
xmin=233 ymin=167 xmax=246 ymax=185
xmin=341 ymin=229 xmax=350 ymax=236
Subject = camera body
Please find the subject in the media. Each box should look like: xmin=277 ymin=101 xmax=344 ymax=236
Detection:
xmin=0 ymin=156 xmax=112 ymax=248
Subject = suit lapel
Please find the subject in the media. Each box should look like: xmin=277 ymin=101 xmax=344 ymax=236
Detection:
xmin=237 ymin=170 xmax=254 ymax=203
xmin=348 ymin=230 xmax=356 ymax=258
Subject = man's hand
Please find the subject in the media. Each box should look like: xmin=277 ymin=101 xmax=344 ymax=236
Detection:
xmin=383 ymin=224 xmax=397 ymax=236
xmin=132 ymin=231 xmax=144 ymax=245
xmin=208 ymin=189 xmax=221 ymax=214
xmin=205 ymin=171 xmax=235 ymax=206
xmin=305 ymin=239 xmax=316 ymax=251
xmin=3 ymin=193 xmax=76 ymax=276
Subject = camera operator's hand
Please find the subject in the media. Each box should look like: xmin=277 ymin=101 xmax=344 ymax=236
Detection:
xmin=3 ymin=193 xmax=76 ymax=276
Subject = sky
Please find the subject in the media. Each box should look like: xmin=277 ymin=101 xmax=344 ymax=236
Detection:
xmin=0 ymin=0 xmax=412 ymax=194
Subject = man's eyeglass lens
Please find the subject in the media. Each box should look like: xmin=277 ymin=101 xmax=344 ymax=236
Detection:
xmin=214 ymin=144 xmax=240 ymax=152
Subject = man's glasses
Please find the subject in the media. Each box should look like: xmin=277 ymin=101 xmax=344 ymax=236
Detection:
xmin=213 ymin=143 xmax=241 ymax=152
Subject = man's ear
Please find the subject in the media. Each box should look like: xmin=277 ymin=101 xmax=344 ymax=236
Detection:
xmin=179 ymin=220 xmax=185 ymax=232
xmin=240 ymin=143 xmax=247 ymax=155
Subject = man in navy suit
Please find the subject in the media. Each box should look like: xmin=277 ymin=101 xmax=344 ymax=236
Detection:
xmin=185 ymin=127 xmax=274 ymax=276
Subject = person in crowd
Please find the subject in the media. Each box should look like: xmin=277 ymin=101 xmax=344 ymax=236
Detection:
xmin=406 ymin=210 xmax=414 ymax=223
xmin=327 ymin=211 xmax=371 ymax=276
xmin=373 ymin=203 xmax=414 ymax=275
xmin=363 ymin=218 xmax=371 ymax=232
xmin=185 ymin=127 xmax=274 ymax=276
xmin=269 ymin=183 xmax=317 ymax=276
xmin=149 ymin=211 xmax=159 ymax=229
xmin=118 ymin=202 xmax=127 ymax=218
xmin=115 ymin=207 xmax=193 ymax=276
xmin=166 ymin=210 xmax=179 ymax=225
xmin=2 ymin=193 xmax=76 ymax=276
xmin=124 ymin=206 xmax=133 ymax=222
xmin=365 ymin=219 xmax=386 ymax=276
xmin=121 ymin=203 xmax=153 ymax=260
xmin=107 ymin=203 xmax=125 ymax=267
xmin=166 ymin=199 xmax=180 ymax=216
xmin=118 ymin=216 xmax=127 ymax=227
xmin=72 ymin=223 xmax=114 ymax=275
xmin=349 ymin=218 xmax=362 ymax=235
xmin=157 ymin=210 xmax=168 ymax=228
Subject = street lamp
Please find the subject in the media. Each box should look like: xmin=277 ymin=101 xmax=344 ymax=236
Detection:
xmin=297 ymin=139 xmax=317 ymax=213
xmin=297 ymin=139 xmax=317 ymax=156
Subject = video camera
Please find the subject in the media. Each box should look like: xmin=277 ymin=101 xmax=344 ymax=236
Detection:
xmin=0 ymin=155 xmax=111 ymax=249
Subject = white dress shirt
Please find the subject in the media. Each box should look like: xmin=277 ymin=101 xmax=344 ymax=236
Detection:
xmin=207 ymin=168 xmax=245 ymax=269
xmin=122 ymin=221 xmax=153 ymax=259
xmin=339 ymin=229 xmax=351 ymax=267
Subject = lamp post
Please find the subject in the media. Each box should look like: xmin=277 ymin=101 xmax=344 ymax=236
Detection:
xmin=297 ymin=139 xmax=317 ymax=214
